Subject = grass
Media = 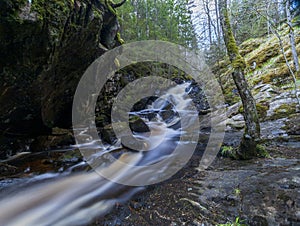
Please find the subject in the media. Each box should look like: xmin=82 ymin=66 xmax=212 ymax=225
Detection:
xmin=217 ymin=217 xmax=247 ymax=226
xmin=220 ymin=146 xmax=240 ymax=159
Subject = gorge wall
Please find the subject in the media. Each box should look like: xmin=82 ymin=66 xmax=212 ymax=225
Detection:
xmin=0 ymin=0 xmax=123 ymax=158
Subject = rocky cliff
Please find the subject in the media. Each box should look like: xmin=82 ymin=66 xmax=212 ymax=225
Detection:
xmin=0 ymin=0 xmax=123 ymax=158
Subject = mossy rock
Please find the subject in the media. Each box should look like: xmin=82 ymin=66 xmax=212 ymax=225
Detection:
xmin=239 ymin=38 xmax=264 ymax=56
xmin=284 ymin=113 xmax=300 ymax=135
xmin=59 ymin=149 xmax=82 ymax=163
xmin=239 ymin=101 xmax=269 ymax=121
xmin=268 ymin=103 xmax=297 ymax=121
xmin=251 ymin=63 xmax=292 ymax=87
xmin=246 ymin=41 xmax=279 ymax=68
xmin=275 ymin=44 xmax=300 ymax=64
xmin=256 ymin=102 xmax=270 ymax=120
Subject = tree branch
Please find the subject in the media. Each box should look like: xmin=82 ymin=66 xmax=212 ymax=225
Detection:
xmin=111 ymin=0 xmax=127 ymax=8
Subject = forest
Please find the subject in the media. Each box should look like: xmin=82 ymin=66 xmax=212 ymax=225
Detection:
xmin=0 ymin=0 xmax=299 ymax=225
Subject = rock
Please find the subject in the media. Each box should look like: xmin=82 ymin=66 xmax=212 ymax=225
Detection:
xmin=59 ymin=149 xmax=82 ymax=163
xmin=30 ymin=128 xmax=74 ymax=152
xmin=0 ymin=0 xmax=122 ymax=155
xmin=129 ymin=117 xmax=150 ymax=133
xmin=0 ymin=163 xmax=18 ymax=176
xmin=266 ymin=96 xmax=297 ymax=120
xmin=226 ymin=102 xmax=242 ymax=118
xmin=0 ymin=136 xmax=32 ymax=160
xmin=100 ymin=124 xmax=118 ymax=144
xmin=231 ymin=114 xmax=244 ymax=121
xmin=260 ymin=119 xmax=288 ymax=139
xmin=253 ymin=83 xmax=280 ymax=94
xmin=226 ymin=118 xmax=245 ymax=130
xmin=250 ymin=215 xmax=268 ymax=226
xmin=284 ymin=113 xmax=300 ymax=135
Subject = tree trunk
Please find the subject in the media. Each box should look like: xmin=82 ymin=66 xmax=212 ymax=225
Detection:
xmin=286 ymin=0 xmax=300 ymax=73
xmin=145 ymin=0 xmax=149 ymax=38
xmin=214 ymin=0 xmax=221 ymax=45
xmin=218 ymin=0 xmax=261 ymax=159
xmin=203 ymin=0 xmax=212 ymax=45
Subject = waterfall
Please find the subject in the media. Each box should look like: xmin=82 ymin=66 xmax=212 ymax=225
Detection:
xmin=0 ymin=82 xmax=200 ymax=226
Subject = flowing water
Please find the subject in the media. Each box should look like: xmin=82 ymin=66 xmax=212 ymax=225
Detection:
xmin=0 ymin=82 xmax=203 ymax=226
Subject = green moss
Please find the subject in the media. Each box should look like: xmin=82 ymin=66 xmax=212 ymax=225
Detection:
xmin=225 ymin=92 xmax=240 ymax=105
xmin=256 ymin=102 xmax=269 ymax=119
xmin=60 ymin=149 xmax=82 ymax=162
xmin=256 ymin=144 xmax=270 ymax=158
xmin=31 ymin=0 xmax=71 ymax=23
xmin=220 ymin=146 xmax=238 ymax=159
xmin=239 ymin=38 xmax=264 ymax=56
xmin=116 ymin=32 xmax=125 ymax=44
xmin=105 ymin=0 xmax=117 ymax=15
xmin=246 ymin=41 xmax=279 ymax=68
xmin=232 ymin=55 xmax=246 ymax=69
xmin=275 ymin=44 xmax=300 ymax=64
xmin=238 ymin=105 xmax=244 ymax=114
xmin=224 ymin=12 xmax=238 ymax=54
xmin=239 ymin=102 xmax=269 ymax=121
xmin=268 ymin=103 xmax=297 ymax=120
xmin=261 ymin=65 xmax=291 ymax=85
xmin=222 ymin=5 xmax=246 ymax=72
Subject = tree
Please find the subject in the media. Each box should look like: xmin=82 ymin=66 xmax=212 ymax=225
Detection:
xmin=118 ymin=0 xmax=198 ymax=49
xmin=286 ymin=0 xmax=300 ymax=73
xmin=252 ymin=0 xmax=300 ymax=105
xmin=218 ymin=0 xmax=261 ymax=159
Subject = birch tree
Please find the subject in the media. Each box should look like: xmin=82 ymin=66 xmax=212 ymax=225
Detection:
xmin=286 ymin=0 xmax=300 ymax=72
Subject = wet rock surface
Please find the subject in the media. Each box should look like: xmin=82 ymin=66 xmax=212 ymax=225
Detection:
xmin=99 ymin=142 xmax=300 ymax=226
xmin=0 ymin=116 xmax=299 ymax=225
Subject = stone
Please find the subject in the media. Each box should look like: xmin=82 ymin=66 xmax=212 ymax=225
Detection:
xmin=226 ymin=118 xmax=245 ymax=130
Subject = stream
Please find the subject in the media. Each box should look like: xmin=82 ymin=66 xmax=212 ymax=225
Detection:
xmin=1 ymin=81 xmax=299 ymax=225
xmin=0 ymin=82 xmax=205 ymax=226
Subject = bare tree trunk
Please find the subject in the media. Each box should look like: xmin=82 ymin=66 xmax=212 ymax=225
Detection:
xmin=154 ymin=0 xmax=158 ymax=40
xmin=214 ymin=0 xmax=221 ymax=44
xmin=203 ymin=0 xmax=212 ymax=45
xmin=214 ymin=0 xmax=225 ymax=94
xmin=145 ymin=0 xmax=149 ymax=38
xmin=218 ymin=0 xmax=261 ymax=159
xmin=266 ymin=1 xmax=271 ymax=36
xmin=133 ymin=0 xmax=140 ymax=40
xmin=286 ymin=0 xmax=300 ymax=73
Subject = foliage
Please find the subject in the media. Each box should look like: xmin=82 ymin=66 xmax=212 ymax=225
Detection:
xmin=218 ymin=217 xmax=247 ymax=226
xmin=234 ymin=188 xmax=241 ymax=196
xmin=220 ymin=145 xmax=237 ymax=158
xmin=117 ymin=0 xmax=198 ymax=49
xmin=230 ymin=0 xmax=275 ymax=44
xmin=256 ymin=144 xmax=271 ymax=158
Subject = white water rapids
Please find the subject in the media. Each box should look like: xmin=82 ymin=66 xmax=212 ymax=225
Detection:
xmin=0 ymin=82 xmax=205 ymax=226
